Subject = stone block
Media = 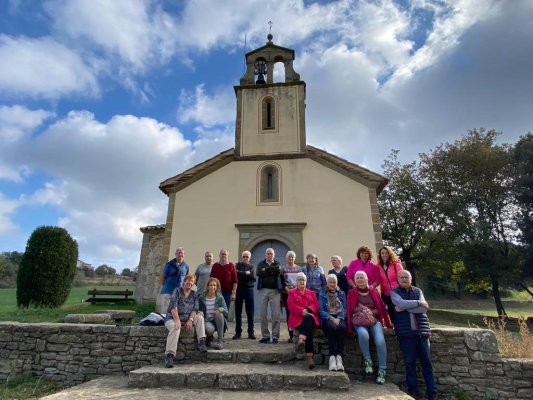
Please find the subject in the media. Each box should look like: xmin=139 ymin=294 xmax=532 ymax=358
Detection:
xmin=320 ymin=373 xmax=350 ymax=390
xmin=517 ymin=388 xmax=533 ymax=397
xmin=64 ymin=314 xmax=112 ymax=324
xmin=219 ymin=373 xmax=248 ymax=389
xmin=284 ymin=374 xmax=317 ymax=390
xmin=247 ymin=373 xmax=283 ymax=390
xmin=186 ymin=371 xmax=216 ymax=388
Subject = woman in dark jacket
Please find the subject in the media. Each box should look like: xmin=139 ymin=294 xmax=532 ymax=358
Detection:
xmin=318 ymin=274 xmax=347 ymax=371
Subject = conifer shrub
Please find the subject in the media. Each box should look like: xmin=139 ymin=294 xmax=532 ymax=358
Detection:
xmin=17 ymin=226 xmax=78 ymax=308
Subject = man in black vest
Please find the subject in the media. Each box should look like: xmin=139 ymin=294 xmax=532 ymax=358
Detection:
xmin=391 ymin=270 xmax=438 ymax=400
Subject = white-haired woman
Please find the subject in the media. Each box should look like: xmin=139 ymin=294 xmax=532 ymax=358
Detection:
xmin=347 ymin=271 xmax=392 ymax=384
xmin=319 ymin=274 xmax=347 ymax=371
xmin=282 ymin=250 xmax=303 ymax=342
xmin=287 ymin=272 xmax=320 ymax=369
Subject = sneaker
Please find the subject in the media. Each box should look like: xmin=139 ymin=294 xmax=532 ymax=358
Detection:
xmin=329 ymin=355 xmax=337 ymax=371
xmin=363 ymin=358 xmax=373 ymax=374
xmin=214 ymin=340 xmax=224 ymax=350
xmin=197 ymin=339 xmax=207 ymax=352
xmin=287 ymin=337 xmax=294 ymax=343
xmin=232 ymin=334 xmax=241 ymax=340
xmin=336 ymin=355 xmax=344 ymax=371
xmin=376 ymin=369 xmax=386 ymax=384
xmin=272 ymin=338 xmax=278 ymax=344
xmin=259 ymin=337 xmax=270 ymax=344
xmin=164 ymin=353 xmax=174 ymax=368
xmin=248 ymin=333 xmax=256 ymax=339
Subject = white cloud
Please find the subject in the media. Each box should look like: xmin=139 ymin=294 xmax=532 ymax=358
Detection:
xmin=0 ymin=35 xmax=99 ymax=99
xmin=4 ymin=110 xmax=230 ymax=268
xmin=0 ymin=193 xmax=18 ymax=234
xmin=0 ymin=105 xmax=53 ymax=182
xmin=45 ymin=0 xmax=179 ymax=74
xmin=178 ymin=84 xmax=236 ymax=127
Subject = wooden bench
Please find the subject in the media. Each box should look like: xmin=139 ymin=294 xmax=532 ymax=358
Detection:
xmin=86 ymin=289 xmax=134 ymax=304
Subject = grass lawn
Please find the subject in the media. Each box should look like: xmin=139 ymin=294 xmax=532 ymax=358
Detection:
xmin=430 ymin=298 xmax=533 ymax=330
xmin=0 ymin=286 xmax=155 ymax=323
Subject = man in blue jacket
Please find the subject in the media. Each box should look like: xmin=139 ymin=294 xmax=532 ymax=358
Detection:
xmin=391 ymin=270 xmax=438 ymax=400
xmin=158 ymin=247 xmax=189 ymax=314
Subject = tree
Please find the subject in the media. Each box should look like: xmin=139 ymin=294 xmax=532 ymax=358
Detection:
xmin=421 ymin=129 xmax=519 ymax=317
xmin=95 ymin=264 xmax=116 ymax=276
xmin=378 ymin=150 xmax=446 ymax=284
xmin=513 ymin=133 xmax=533 ymax=279
xmin=17 ymin=226 xmax=78 ymax=308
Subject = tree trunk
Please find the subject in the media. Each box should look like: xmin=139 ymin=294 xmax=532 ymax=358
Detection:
xmin=491 ymin=274 xmax=507 ymax=318
xmin=402 ymin=249 xmax=417 ymax=286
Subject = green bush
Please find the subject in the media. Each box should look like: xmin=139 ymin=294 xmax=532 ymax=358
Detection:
xmin=17 ymin=226 xmax=78 ymax=308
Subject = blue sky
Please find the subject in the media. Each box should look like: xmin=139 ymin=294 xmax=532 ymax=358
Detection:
xmin=1 ymin=0 xmax=532 ymax=271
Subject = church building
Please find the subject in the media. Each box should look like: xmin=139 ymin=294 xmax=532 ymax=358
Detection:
xmin=135 ymin=34 xmax=388 ymax=304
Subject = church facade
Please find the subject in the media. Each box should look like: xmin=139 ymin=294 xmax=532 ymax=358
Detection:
xmin=135 ymin=36 xmax=387 ymax=304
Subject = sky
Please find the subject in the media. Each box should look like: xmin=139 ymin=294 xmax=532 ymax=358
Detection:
xmin=1 ymin=0 xmax=532 ymax=271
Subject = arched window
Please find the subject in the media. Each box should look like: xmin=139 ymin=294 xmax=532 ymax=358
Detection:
xmin=261 ymin=97 xmax=276 ymax=131
xmin=258 ymin=163 xmax=281 ymax=204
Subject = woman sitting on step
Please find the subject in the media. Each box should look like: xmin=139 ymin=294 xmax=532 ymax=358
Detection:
xmin=198 ymin=277 xmax=228 ymax=350
xmin=287 ymin=272 xmax=320 ymax=369
xmin=318 ymin=274 xmax=347 ymax=371
xmin=347 ymin=271 xmax=392 ymax=384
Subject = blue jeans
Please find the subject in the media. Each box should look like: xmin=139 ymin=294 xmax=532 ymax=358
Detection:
xmin=222 ymin=291 xmax=232 ymax=310
xmin=235 ymin=287 xmax=254 ymax=336
xmin=398 ymin=335 xmax=437 ymax=398
xmin=355 ymin=321 xmax=387 ymax=369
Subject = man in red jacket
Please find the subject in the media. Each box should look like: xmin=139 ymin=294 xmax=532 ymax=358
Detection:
xmin=210 ymin=249 xmax=238 ymax=309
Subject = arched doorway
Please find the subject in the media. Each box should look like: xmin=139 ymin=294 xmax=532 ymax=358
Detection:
xmin=250 ymin=239 xmax=290 ymax=317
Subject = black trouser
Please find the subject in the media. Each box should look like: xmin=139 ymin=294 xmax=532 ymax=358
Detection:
xmin=381 ymin=293 xmax=396 ymax=323
xmin=281 ymin=292 xmax=293 ymax=338
xmin=321 ymin=318 xmax=347 ymax=356
xmin=297 ymin=314 xmax=316 ymax=353
xmin=235 ymin=286 xmax=254 ymax=336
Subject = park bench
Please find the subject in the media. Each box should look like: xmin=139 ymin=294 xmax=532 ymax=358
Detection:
xmin=86 ymin=288 xmax=134 ymax=304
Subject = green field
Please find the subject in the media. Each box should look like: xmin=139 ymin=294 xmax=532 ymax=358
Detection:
xmin=0 ymin=286 xmax=155 ymax=323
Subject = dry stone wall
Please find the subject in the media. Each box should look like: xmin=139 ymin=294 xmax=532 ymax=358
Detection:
xmin=0 ymin=322 xmax=531 ymax=398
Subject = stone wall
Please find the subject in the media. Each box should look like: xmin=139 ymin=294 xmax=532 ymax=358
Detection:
xmin=136 ymin=225 xmax=165 ymax=304
xmin=0 ymin=322 xmax=531 ymax=398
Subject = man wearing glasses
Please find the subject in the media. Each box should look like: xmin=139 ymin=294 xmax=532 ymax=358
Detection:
xmin=257 ymin=248 xmax=282 ymax=344
xmin=233 ymin=250 xmax=256 ymax=339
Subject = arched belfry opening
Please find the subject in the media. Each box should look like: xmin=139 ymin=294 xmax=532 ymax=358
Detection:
xmin=240 ymin=34 xmax=301 ymax=85
xmin=235 ymin=32 xmax=307 ymax=156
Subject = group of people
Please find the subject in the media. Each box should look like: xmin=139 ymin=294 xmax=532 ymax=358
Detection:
xmin=158 ymin=245 xmax=438 ymax=400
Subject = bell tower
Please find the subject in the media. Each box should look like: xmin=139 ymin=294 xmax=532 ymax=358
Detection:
xmin=234 ymin=33 xmax=306 ymax=157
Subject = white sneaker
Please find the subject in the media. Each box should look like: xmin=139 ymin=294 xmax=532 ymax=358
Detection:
xmin=336 ymin=355 xmax=344 ymax=371
xmin=329 ymin=355 xmax=337 ymax=371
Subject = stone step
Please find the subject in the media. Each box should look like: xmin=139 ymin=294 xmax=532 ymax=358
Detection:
xmin=41 ymin=375 xmax=414 ymax=400
xmin=186 ymin=341 xmax=297 ymax=364
xmin=128 ymin=363 xmax=351 ymax=391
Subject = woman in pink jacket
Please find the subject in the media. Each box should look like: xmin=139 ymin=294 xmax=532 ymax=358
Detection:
xmin=288 ymin=272 xmax=320 ymax=369
xmin=377 ymin=246 xmax=403 ymax=322
xmin=347 ymin=246 xmax=381 ymax=289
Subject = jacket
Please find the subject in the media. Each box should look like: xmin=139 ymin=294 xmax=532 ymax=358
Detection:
xmin=235 ymin=262 xmax=256 ymax=289
xmin=318 ymin=287 xmax=347 ymax=322
xmin=346 ymin=287 xmax=392 ymax=334
xmin=347 ymin=259 xmax=381 ymax=287
xmin=257 ymin=259 xmax=282 ymax=290
xmin=377 ymin=260 xmax=403 ymax=296
xmin=197 ymin=292 xmax=229 ymax=320
xmin=287 ymin=288 xmax=320 ymax=329
xmin=391 ymin=286 xmax=431 ymax=337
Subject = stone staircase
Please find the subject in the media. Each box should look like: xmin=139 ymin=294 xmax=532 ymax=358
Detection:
xmin=39 ymin=322 xmax=414 ymax=399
